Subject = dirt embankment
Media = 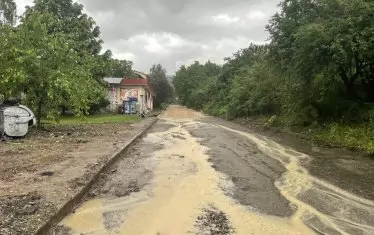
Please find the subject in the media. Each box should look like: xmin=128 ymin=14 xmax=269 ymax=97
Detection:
xmin=0 ymin=119 xmax=153 ymax=235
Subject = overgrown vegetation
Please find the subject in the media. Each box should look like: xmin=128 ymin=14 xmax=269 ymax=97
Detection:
xmin=0 ymin=0 xmax=134 ymax=128
xmin=173 ymin=0 xmax=374 ymax=155
xmin=312 ymin=123 xmax=374 ymax=155
xmin=149 ymin=64 xmax=174 ymax=108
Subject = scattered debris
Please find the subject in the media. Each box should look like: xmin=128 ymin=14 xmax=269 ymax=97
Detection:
xmin=114 ymin=180 xmax=140 ymax=197
xmin=54 ymin=225 xmax=71 ymax=235
xmin=76 ymin=139 xmax=89 ymax=144
xmin=0 ymin=192 xmax=54 ymax=234
xmin=40 ymin=171 xmax=54 ymax=177
xmin=173 ymin=154 xmax=185 ymax=159
xmin=195 ymin=206 xmax=234 ymax=235
xmin=16 ymin=204 xmax=37 ymax=215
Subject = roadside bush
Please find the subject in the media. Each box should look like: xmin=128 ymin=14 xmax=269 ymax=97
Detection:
xmin=160 ymin=103 xmax=168 ymax=110
xmin=227 ymin=59 xmax=279 ymax=118
xmin=264 ymin=115 xmax=278 ymax=128
xmin=89 ymin=96 xmax=110 ymax=114
xmin=313 ymin=122 xmax=374 ymax=156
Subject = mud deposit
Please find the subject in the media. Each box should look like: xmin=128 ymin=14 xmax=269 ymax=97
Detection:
xmin=55 ymin=106 xmax=374 ymax=235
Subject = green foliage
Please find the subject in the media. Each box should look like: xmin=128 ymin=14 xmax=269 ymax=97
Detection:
xmin=173 ymin=61 xmax=221 ymax=110
xmin=0 ymin=0 xmax=133 ymax=128
xmin=267 ymin=0 xmax=374 ymax=102
xmin=88 ymin=93 xmax=111 ymax=114
xmin=1 ymin=11 xmax=102 ymax=127
xmin=227 ymin=56 xmax=279 ymax=118
xmin=264 ymin=115 xmax=278 ymax=128
xmin=149 ymin=64 xmax=174 ymax=108
xmin=172 ymin=0 xmax=374 ymax=153
xmin=313 ymin=123 xmax=374 ymax=155
xmin=173 ymin=45 xmax=278 ymax=118
xmin=29 ymin=0 xmax=115 ymax=113
xmin=31 ymin=0 xmax=103 ymax=56
xmin=107 ymin=58 xmax=133 ymax=78
xmin=100 ymin=49 xmax=133 ymax=78
xmin=160 ymin=103 xmax=168 ymax=110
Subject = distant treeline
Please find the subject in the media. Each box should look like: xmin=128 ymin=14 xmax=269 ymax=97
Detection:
xmin=173 ymin=0 xmax=374 ymax=126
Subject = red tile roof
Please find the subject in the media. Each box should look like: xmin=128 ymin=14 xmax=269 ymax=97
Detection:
xmin=120 ymin=79 xmax=148 ymax=86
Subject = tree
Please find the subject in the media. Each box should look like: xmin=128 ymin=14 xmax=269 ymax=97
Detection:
xmin=27 ymin=0 xmax=116 ymax=114
xmin=173 ymin=61 xmax=204 ymax=106
xmin=0 ymin=11 xmax=102 ymax=128
xmin=267 ymin=0 xmax=374 ymax=101
xmin=31 ymin=0 xmax=103 ymax=56
xmin=29 ymin=0 xmax=109 ymax=84
xmin=149 ymin=64 xmax=174 ymax=108
xmin=107 ymin=58 xmax=133 ymax=78
xmin=227 ymin=54 xmax=280 ymax=118
xmin=0 ymin=24 xmax=23 ymax=97
xmin=0 ymin=0 xmax=16 ymax=25
xmin=171 ymin=0 xmax=374 ymax=127
xmin=173 ymin=61 xmax=221 ymax=110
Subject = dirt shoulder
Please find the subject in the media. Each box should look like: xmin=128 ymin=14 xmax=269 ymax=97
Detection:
xmin=0 ymin=118 xmax=155 ymax=235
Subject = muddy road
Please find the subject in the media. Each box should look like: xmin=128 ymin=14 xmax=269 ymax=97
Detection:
xmin=54 ymin=106 xmax=374 ymax=235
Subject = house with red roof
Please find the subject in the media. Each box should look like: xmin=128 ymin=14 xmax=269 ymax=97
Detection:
xmin=104 ymin=71 xmax=156 ymax=113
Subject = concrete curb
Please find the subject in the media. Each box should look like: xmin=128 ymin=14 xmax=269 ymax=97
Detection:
xmin=35 ymin=117 xmax=158 ymax=235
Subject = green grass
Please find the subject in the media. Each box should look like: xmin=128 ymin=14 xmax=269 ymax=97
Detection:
xmin=242 ymin=115 xmax=374 ymax=157
xmin=312 ymin=123 xmax=374 ymax=156
xmin=47 ymin=114 xmax=140 ymax=125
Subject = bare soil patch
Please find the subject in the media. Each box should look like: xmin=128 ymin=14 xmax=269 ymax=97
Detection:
xmin=0 ymin=120 xmax=152 ymax=234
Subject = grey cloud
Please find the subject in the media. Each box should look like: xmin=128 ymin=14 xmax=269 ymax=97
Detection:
xmin=15 ymin=0 xmax=278 ymax=73
xmin=83 ymin=0 xmax=277 ymax=40
xmin=78 ymin=0 xmax=280 ymax=73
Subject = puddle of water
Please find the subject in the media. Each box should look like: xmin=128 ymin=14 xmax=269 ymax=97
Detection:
xmin=60 ymin=119 xmax=314 ymax=235
xmin=218 ymin=124 xmax=374 ymax=235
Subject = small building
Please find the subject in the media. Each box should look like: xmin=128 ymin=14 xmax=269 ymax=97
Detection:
xmin=104 ymin=71 xmax=156 ymax=113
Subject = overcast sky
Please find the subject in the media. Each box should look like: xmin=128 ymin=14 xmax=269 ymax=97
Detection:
xmin=15 ymin=0 xmax=280 ymax=74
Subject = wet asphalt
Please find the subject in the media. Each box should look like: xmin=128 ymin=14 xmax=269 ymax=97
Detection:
xmin=195 ymin=116 xmax=374 ymax=234
xmin=186 ymin=121 xmax=294 ymax=217
xmin=201 ymin=116 xmax=374 ymax=201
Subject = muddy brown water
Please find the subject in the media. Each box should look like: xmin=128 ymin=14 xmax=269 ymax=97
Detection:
xmin=55 ymin=106 xmax=374 ymax=235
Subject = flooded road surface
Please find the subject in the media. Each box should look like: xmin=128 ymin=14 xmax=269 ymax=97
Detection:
xmin=55 ymin=106 xmax=374 ymax=235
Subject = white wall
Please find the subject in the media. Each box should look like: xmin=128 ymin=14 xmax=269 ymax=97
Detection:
xmin=107 ymin=85 xmax=153 ymax=112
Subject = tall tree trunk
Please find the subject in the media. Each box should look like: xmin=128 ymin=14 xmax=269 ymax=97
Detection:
xmin=37 ymin=99 xmax=42 ymax=129
xmin=61 ymin=105 xmax=66 ymax=116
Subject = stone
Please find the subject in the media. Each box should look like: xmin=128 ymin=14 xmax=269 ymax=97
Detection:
xmin=40 ymin=171 xmax=54 ymax=177
xmin=17 ymin=205 xmax=37 ymax=215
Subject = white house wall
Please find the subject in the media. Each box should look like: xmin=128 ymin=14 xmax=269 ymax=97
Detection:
xmin=107 ymin=85 xmax=153 ymax=112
